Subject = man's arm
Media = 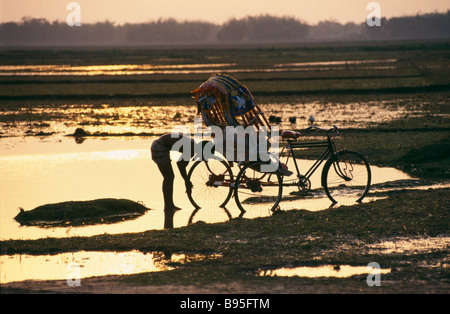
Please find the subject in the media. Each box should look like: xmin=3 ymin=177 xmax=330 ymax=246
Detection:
xmin=177 ymin=160 xmax=189 ymax=180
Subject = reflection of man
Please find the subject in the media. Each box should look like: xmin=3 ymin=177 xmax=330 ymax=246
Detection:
xmin=151 ymin=133 xmax=209 ymax=215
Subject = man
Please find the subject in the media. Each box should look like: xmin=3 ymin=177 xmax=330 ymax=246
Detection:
xmin=151 ymin=133 xmax=210 ymax=215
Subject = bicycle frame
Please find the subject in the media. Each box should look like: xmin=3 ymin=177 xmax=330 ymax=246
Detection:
xmin=192 ymin=128 xmax=342 ymax=189
xmin=187 ymin=125 xmax=370 ymax=212
xmin=281 ymin=130 xmax=340 ymax=187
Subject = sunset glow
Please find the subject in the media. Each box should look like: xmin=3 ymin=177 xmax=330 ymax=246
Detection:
xmin=1 ymin=0 xmax=449 ymax=25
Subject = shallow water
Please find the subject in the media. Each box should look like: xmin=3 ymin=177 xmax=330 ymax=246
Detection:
xmin=0 ymin=136 xmax=417 ymax=241
xmin=0 ymin=63 xmax=237 ymax=76
xmin=0 ymin=59 xmax=397 ymax=76
xmin=0 ymin=250 xmax=221 ymax=284
xmin=257 ymin=235 xmax=450 ymax=278
xmin=259 ymin=264 xmax=391 ymax=278
xmin=0 ymin=101 xmax=423 ymax=138
xmin=366 ymin=236 xmax=450 ymax=255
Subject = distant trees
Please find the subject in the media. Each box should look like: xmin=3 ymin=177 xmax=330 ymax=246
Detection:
xmin=1 ymin=12 xmax=449 ymax=46
xmin=218 ymin=15 xmax=309 ymax=42
xmin=0 ymin=17 xmax=122 ymax=45
xmin=308 ymin=20 xmax=364 ymax=41
xmin=124 ymin=18 xmax=219 ymax=44
xmin=363 ymin=11 xmax=450 ymax=40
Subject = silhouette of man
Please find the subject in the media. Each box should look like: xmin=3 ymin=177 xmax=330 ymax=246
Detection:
xmin=151 ymin=133 xmax=211 ymax=227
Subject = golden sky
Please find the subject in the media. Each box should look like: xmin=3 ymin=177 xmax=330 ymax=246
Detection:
xmin=1 ymin=0 xmax=449 ymax=24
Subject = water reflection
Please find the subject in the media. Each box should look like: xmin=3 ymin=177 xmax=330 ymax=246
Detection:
xmin=259 ymin=264 xmax=391 ymax=278
xmin=366 ymin=236 xmax=450 ymax=255
xmin=0 ymin=63 xmax=236 ymax=76
xmin=0 ymin=101 xmax=422 ymax=138
xmin=0 ymin=136 xmax=418 ymax=240
xmin=0 ymin=59 xmax=397 ymax=76
xmin=0 ymin=250 xmax=221 ymax=284
xmin=274 ymin=59 xmax=397 ymax=68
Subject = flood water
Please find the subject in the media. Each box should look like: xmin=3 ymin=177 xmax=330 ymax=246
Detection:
xmin=0 ymin=101 xmax=423 ymax=138
xmin=0 ymin=134 xmax=416 ymax=241
xmin=0 ymin=59 xmax=396 ymax=76
xmin=0 ymin=99 xmax=428 ymax=242
xmin=259 ymin=264 xmax=391 ymax=278
xmin=0 ymin=250 xmax=221 ymax=284
xmin=0 ymin=56 xmax=446 ymax=286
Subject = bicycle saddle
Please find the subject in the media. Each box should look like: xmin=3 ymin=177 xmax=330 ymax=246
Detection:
xmin=281 ymin=130 xmax=301 ymax=139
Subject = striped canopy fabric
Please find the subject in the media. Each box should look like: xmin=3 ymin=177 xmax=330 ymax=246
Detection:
xmin=191 ymin=74 xmax=271 ymax=133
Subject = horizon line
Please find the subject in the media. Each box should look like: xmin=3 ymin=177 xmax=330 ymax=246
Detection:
xmin=2 ymin=10 xmax=449 ymax=27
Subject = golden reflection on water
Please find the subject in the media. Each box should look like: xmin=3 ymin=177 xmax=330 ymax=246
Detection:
xmin=0 ymin=250 xmax=221 ymax=284
xmin=0 ymin=136 xmax=416 ymax=241
xmin=0 ymin=63 xmax=237 ymax=76
xmin=259 ymin=265 xmax=391 ymax=278
xmin=0 ymin=59 xmax=398 ymax=76
xmin=275 ymin=59 xmax=398 ymax=68
xmin=0 ymin=137 xmax=242 ymax=240
xmin=366 ymin=236 xmax=450 ymax=255
xmin=0 ymin=101 xmax=419 ymax=138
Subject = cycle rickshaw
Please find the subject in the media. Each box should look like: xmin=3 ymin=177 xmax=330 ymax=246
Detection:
xmin=187 ymin=74 xmax=371 ymax=216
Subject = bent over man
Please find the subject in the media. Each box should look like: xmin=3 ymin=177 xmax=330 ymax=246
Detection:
xmin=151 ymin=133 xmax=209 ymax=215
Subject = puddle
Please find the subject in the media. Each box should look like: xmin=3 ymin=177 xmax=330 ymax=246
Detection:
xmin=0 ymin=136 xmax=241 ymax=240
xmin=0 ymin=250 xmax=221 ymax=284
xmin=366 ymin=236 xmax=450 ymax=255
xmin=274 ymin=59 xmax=398 ymax=68
xmin=258 ymin=264 xmax=391 ymax=278
xmin=0 ymin=136 xmax=428 ymax=240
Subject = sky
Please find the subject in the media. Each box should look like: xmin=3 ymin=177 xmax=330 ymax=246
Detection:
xmin=1 ymin=0 xmax=449 ymax=25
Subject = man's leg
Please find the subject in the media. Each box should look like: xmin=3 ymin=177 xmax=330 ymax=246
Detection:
xmin=157 ymin=161 xmax=181 ymax=212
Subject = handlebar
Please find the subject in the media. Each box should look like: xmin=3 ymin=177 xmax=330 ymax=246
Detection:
xmin=305 ymin=125 xmax=339 ymax=135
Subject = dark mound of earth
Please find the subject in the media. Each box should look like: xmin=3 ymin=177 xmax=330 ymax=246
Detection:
xmin=14 ymin=198 xmax=151 ymax=227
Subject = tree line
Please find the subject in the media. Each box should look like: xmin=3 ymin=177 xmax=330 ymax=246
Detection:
xmin=0 ymin=12 xmax=449 ymax=46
